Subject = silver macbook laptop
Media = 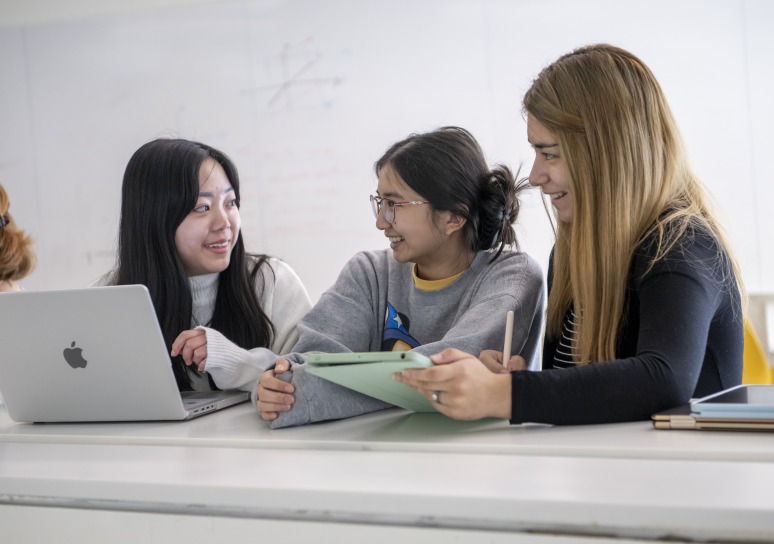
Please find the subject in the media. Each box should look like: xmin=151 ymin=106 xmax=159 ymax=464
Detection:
xmin=0 ymin=285 xmax=249 ymax=423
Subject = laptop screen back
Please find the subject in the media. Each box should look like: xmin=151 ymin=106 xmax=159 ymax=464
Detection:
xmin=0 ymin=285 xmax=190 ymax=422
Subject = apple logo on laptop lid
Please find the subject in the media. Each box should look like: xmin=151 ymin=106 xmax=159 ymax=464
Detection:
xmin=63 ymin=341 xmax=87 ymax=369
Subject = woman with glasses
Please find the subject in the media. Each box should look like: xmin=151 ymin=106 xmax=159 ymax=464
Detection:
xmin=98 ymin=139 xmax=312 ymax=392
xmin=256 ymin=126 xmax=545 ymax=428
xmin=396 ymin=45 xmax=745 ymax=424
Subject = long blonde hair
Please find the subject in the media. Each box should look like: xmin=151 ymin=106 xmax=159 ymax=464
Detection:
xmin=0 ymin=183 xmax=35 ymax=282
xmin=523 ymin=44 xmax=744 ymax=363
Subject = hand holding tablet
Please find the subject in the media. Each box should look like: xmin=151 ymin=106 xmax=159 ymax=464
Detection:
xmin=306 ymin=351 xmax=435 ymax=412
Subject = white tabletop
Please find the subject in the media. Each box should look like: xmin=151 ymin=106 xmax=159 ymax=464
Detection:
xmin=2 ymin=403 xmax=773 ymax=462
xmin=2 ymin=403 xmax=774 ymax=542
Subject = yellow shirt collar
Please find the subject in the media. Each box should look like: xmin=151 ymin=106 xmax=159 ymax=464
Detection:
xmin=412 ymin=264 xmax=466 ymax=291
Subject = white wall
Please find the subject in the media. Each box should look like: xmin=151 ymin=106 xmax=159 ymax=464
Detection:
xmin=1 ymin=0 xmax=772 ymax=303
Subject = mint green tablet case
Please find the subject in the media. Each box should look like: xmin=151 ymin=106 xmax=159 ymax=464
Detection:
xmin=306 ymin=352 xmax=435 ymax=412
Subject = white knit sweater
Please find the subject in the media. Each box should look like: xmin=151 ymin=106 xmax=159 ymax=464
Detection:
xmin=192 ymin=258 xmax=312 ymax=391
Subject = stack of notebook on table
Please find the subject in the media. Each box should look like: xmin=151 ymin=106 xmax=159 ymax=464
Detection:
xmin=653 ymin=384 xmax=774 ymax=431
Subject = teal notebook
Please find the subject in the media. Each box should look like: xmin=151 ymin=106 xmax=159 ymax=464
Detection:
xmin=653 ymin=384 xmax=774 ymax=431
xmin=691 ymin=384 xmax=774 ymax=419
xmin=306 ymin=351 xmax=435 ymax=412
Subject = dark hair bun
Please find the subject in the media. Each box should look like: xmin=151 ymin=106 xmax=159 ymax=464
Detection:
xmin=476 ymin=165 xmax=529 ymax=255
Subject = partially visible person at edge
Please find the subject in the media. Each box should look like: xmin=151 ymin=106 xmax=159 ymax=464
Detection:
xmin=396 ymin=44 xmax=744 ymax=424
xmin=0 ymin=183 xmax=35 ymax=293
xmin=255 ymin=126 xmax=545 ymax=428
xmin=97 ymin=139 xmax=312 ymax=392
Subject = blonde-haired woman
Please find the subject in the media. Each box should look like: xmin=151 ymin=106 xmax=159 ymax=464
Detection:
xmin=0 ymin=183 xmax=35 ymax=292
xmin=397 ymin=44 xmax=744 ymax=424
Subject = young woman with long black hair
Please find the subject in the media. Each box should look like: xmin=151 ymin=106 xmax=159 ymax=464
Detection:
xmin=100 ymin=139 xmax=311 ymax=391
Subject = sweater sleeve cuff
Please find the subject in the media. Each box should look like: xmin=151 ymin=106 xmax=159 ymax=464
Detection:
xmin=268 ymin=364 xmax=392 ymax=429
xmin=201 ymin=326 xmax=278 ymax=391
xmin=509 ymin=370 xmax=524 ymax=425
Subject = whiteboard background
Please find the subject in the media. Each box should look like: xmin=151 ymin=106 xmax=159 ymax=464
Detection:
xmin=0 ymin=0 xmax=772 ymax=304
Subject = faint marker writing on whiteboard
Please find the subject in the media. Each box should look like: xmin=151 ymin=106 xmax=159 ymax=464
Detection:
xmin=246 ymin=37 xmax=345 ymax=111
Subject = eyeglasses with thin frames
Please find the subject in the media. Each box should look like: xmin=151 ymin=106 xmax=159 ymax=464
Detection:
xmin=370 ymin=194 xmax=429 ymax=224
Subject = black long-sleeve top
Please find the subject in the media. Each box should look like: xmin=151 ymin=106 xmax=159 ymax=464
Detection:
xmin=510 ymin=226 xmax=743 ymax=425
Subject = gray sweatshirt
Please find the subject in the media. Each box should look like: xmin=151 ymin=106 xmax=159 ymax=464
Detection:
xmin=267 ymin=248 xmax=545 ymax=428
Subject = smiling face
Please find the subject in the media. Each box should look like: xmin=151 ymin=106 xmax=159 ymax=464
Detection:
xmin=527 ymin=115 xmax=573 ymax=223
xmin=375 ymin=165 xmax=467 ymax=280
xmin=174 ymin=157 xmax=241 ymax=276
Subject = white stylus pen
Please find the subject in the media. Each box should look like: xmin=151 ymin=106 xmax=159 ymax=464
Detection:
xmin=502 ymin=310 xmax=514 ymax=368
